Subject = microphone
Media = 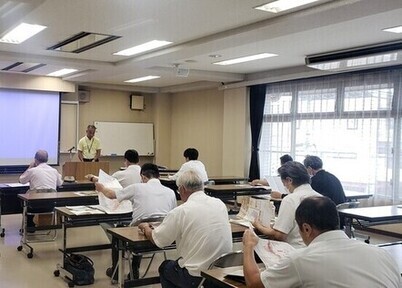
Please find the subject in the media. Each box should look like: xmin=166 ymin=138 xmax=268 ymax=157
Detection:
xmin=68 ymin=146 xmax=75 ymax=152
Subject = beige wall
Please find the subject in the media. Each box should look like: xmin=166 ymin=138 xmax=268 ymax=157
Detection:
xmin=0 ymin=77 xmax=251 ymax=181
xmin=169 ymin=89 xmax=224 ymax=175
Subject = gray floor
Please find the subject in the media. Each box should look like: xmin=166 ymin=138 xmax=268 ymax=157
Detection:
xmin=0 ymin=214 xmax=400 ymax=288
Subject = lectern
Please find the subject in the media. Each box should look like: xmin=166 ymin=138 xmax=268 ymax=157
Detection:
xmin=62 ymin=162 xmax=110 ymax=181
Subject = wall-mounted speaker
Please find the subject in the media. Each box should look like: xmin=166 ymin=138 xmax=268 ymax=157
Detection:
xmin=130 ymin=94 xmax=144 ymax=110
xmin=78 ymin=90 xmax=90 ymax=103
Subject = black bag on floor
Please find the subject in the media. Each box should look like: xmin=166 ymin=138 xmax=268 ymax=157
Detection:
xmin=64 ymin=253 xmax=95 ymax=285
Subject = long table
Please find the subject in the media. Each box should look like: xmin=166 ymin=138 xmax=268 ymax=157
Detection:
xmin=204 ymin=184 xmax=271 ymax=213
xmin=160 ymin=176 xmax=250 ymax=200
xmin=53 ymin=206 xmax=133 ymax=285
xmin=107 ymin=223 xmax=250 ymax=288
xmin=344 ymin=190 xmax=373 ymax=202
xmin=17 ymin=191 xmax=99 ymax=258
xmin=0 ymin=181 xmax=94 ymax=237
xmin=338 ymin=205 xmax=402 ymax=238
xmin=201 ymin=266 xmax=246 ymax=288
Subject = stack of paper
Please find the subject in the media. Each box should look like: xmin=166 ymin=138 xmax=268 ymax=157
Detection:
xmin=66 ymin=206 xmax=105 ymax=215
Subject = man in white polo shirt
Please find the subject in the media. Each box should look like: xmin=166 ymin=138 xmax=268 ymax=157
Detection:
xmin=96 ymin=163 xmax=177 ymax=279
xmin=169 ymin=148 xmax=208 ymax=183
xmin=139 ymin=170 xmax=232 ymax=287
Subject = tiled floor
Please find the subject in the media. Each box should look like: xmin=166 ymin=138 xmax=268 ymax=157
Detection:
xmin=0 ymin=214 xmax=400 ymax=288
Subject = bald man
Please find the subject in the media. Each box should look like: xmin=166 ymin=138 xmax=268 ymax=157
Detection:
xmin=19 ymin=150 xmax=63 ymax=230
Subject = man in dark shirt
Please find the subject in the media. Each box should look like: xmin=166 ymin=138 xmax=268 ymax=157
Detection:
xmin=303 ymin=155 xmax=346 ymax=205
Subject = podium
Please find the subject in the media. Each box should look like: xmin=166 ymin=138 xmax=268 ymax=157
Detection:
xmin=62 ymin=162 xmax=110 ymax=181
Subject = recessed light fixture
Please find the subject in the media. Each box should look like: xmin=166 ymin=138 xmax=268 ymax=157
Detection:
xmin=124 ymin=75 xmax=160 ymax=83
xmin=0 ymin=23 xmax=46 ymax=44
xmin=213 ymin=53 xmax=277 ymax=65
xmin=114 ymin=40 xmax=172 ymax=56
xmin=48 ymin=32 xmax=120 ymax=53
xmin=47 ymin=68 xmax=78 ymax=77
xmin=382 ymin=25 xmax=402 ymax=34
xmin=254 ymin=0 xmax=319 ymax=13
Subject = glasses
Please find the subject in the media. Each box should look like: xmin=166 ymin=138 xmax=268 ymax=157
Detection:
xmin=176 ymin=185 xmax=182 ymax=195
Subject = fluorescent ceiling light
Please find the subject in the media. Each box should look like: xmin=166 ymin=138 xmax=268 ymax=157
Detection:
xmin=0 ymin=23 xmax=46 ymax=44
xmin=114 ymin=40 xmax=172 ymax=56
xmin=382 ymin=26 xmax=402 ymax=34
xmin=254 ymin=0 xmax=319 ymax=13
xmin=47 ymin=68 xmax=78 ymax=77
xmin=213 ymin=53 xmax=277 ymax=65
xmin=124 ymin=75 xmax=160 ymax=83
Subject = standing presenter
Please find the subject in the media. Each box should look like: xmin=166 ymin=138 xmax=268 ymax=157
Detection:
xmin=78 ymin=124 xmax=101 ymax=162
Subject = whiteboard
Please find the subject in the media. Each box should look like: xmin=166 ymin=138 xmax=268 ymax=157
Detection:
xmin=94 ymin=121 xmax=154 ymax=156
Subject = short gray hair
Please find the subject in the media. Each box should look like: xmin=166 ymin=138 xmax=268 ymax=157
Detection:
xmin=176 ymin=170 xmax=204 ymax=192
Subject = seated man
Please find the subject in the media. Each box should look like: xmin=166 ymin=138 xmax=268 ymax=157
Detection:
xmin=169 ymin=147 xmax=208 ymax=183
xmin=250 ymin=154 xmax=293 ymax=192
xmin=19 ymin=150 xmax=63 ymax=230
xmin=139 ymin=170 xmax=232 ymax=288
xmin=95 ymin=163 xmax=177 ymax=279
xmin=253 ymin=161 xmax=321 ymax=248
xmin=243 ymin=196 xmax=401 ymax=288
xmin=86 ymin=149 xmax=141 ymax=188
xmin=303 ymin=155 xmax=346 ymax=205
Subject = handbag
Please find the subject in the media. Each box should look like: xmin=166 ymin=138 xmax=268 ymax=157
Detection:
xmin=63 ymin=253 xmax=95 ymax=285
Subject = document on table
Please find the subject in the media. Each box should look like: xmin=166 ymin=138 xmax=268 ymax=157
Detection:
xmin=6 ymin=183 xmax=29 ymax=187
xmin=97 ymin=169 xmax=133 ymax=214
xmin=66 ymin=205 xmax=105 ymax=215
xmin=74 ymin=191 xmax=98 ymax=196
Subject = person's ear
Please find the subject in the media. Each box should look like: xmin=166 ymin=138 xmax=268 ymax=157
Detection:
xmin=301 ymin=223 xmax=312 ymax=234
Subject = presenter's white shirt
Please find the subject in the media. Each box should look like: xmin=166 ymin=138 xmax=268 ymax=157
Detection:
xmin=152 ymin=191 xmax=232 ymax=276
xmin=169 ymin=160 xmax=208 ymax=183
xmin=19 ymin=163 xmax=63 ymax=190
xmin=112 ymin=164 xmax=141 ymax=188
xmin=260 ymin=230 xmax=402 ymax=288
xmin=273 ymin=184 xmax=321 ymax=248
xmin=116 ymin=178 xmax=177 ymax=225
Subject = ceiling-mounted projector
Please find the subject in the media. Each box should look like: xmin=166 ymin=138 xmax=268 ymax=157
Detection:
xmin=173 ymin=64 xmax=189 ymax=77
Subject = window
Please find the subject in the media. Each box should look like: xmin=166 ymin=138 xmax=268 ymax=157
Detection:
xmin=259 ymin=69 xmax=402 ymax=204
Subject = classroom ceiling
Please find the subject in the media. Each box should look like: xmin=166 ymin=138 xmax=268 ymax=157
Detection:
xmin=0 ymin=0 xmax=402 ymax=92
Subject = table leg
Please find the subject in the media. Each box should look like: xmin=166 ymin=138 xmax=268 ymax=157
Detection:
xmin=344 ymin=217 xmax=353 ymax=238
xmin=118 ymin=246 xmax=124 ymax=288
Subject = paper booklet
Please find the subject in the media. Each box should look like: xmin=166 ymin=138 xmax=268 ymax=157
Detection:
xmin=230 ymin=196 xmax=275 ymax=228
xmin=265 ymin=176 xmax=288 ymax=194
xmin=97 ymin=169 xmax=133 ymax=214
xmin=254 ymin=238 xmax=295 ymax=268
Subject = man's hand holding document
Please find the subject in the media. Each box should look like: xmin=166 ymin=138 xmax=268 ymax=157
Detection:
xmin=230 ymin=196 xmax=275 ymax=228
xmin=95 ymin=169 xmax=132 ymax=214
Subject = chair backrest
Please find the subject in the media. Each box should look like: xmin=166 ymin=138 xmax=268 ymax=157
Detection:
xmin=208 ymin=250 xmax=243 ymax=269
xmin=336 ymin=201 xmax=360 ymax=210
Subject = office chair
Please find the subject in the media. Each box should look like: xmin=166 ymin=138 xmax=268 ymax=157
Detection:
xmin=197 ymin=250 xmax=244 ymax=288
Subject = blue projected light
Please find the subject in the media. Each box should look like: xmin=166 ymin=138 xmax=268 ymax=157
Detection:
xmin=0 ymin=89 xmax=60 ymax=167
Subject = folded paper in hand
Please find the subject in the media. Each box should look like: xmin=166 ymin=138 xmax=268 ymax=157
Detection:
xmin=97 ymin=169 xmax=132 ymax=214
xmin=265 ymin=176 xmax=288 ymax=194
xmin=254 ymin=238 xmax=295 ymax=268
xmin=230 ymin=196 xmax=275 ymax=227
